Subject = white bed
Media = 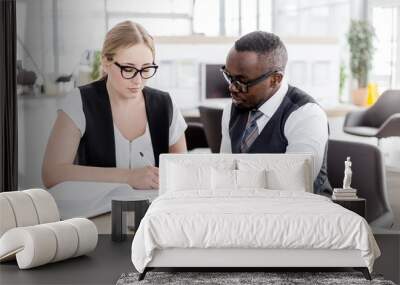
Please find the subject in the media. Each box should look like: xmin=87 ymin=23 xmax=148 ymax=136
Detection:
xmin=131 ymin=154 xmax=380 ymax=280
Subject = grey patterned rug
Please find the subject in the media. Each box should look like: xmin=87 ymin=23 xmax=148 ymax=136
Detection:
xmin=116 ymin=271 xmax=396 ymax=285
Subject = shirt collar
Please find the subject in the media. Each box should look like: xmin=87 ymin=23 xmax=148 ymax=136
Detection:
xmin=257 ymin=80 xmax=289 ymax=118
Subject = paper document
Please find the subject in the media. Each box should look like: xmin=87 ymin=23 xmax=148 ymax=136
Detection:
xmin=48 ymin=181 xmax=158 ymax=220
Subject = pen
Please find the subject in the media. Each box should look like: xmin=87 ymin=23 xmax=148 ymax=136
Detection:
xmin=139 ymin=152 xmax=153 ymax=166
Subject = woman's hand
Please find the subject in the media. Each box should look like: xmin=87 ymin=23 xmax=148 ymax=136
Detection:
xmin=127 ymin=166 xmax=159 ymax=189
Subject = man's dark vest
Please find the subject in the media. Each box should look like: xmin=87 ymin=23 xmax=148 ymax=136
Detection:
xmin=229 ymin=85 xmax=332 ymax=195
xmin=76 ymin=78 xmax=172 ymax=167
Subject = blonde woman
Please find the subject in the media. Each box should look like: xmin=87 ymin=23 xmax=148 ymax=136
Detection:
xmin=42 ymin=21 xmax=187 ymax=190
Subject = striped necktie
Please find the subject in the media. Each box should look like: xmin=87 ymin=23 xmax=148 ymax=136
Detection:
xmin=240 ymin=109 xmax=264 ymax=153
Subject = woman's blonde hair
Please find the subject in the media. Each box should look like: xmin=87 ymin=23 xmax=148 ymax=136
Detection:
xmin=102 ymin=20 xmax=155 ymax=63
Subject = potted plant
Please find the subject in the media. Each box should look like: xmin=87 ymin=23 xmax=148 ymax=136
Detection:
xmin=90 ymin=51 xmax=102 ymax=81
xmin=347 ymin=20 xmax=375 ymax=106
xmin=338 ymin=62 xmax=347 ymax=103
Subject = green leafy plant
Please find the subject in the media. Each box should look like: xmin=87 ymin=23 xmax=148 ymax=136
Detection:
xmin=347 ymin=20 xmax=375 ymax=88
xmin=339 ymin=62 xmax=347 ymax=102
xmin=90 ymin=51 xmax=102 ymax=81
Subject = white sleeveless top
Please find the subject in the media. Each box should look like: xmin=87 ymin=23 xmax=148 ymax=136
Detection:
xmin=58 ymin=88 xmax=187 ymax=169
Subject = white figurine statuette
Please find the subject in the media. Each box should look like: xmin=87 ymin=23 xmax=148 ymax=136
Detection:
xmin=342 ymin=156 xmax=353 ymax=189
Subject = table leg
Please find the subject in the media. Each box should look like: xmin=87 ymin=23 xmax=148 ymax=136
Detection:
xmin=112 ymin=201 xmax=124 ymax=242
xmin=134 ymin=200 xmax=150 ymax=232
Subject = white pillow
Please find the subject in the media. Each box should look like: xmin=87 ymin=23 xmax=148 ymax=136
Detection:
xmin=236 ymin=169 xmax=267 ymax=189
xmin=237 ymin=159 xmax=309 ymax=192
xmin=167 ymin=162 xmax=212 ymax=191
xmin=211 ymin=168 xmax=236 ymax=190
xmin=266 ymin=162 xmax=307 ymax=192
xmin=210 ymin=169 xmax=268 ymax=191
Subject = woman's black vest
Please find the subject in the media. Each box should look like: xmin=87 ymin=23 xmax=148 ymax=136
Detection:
xmin=76 ymin=78 xmax=172 ymax=167
xmin=229 ymin=85 xmax=332 ymax=195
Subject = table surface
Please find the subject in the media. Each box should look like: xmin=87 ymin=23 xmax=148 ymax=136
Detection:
xmin=112 ymin=197 xmax=151 ymax=202
xmin=0 ymin=235 xmax=133 ymax=285
xmin=332 ymin=198 xmax=366 ymax=201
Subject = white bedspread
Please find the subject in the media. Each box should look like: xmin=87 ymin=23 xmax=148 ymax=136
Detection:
xmin=131 ymin=190 xmax=380 ymax=273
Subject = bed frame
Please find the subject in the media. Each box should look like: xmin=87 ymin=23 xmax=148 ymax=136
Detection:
xmin=138 ymin=154 xmax=372 ymax=281
xmin=139 ymin=248 xmax=371 ymax=280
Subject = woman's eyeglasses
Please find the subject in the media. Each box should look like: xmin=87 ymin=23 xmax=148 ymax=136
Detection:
xmin=220 ymin=65 xmax=280 ymax=93
xmin=114 ymin=62 xmax=158 ymax=80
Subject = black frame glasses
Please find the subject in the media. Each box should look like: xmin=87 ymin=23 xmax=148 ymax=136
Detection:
xmin=114 ymin=62 xmax=158 ymax=80
xmin=220 ymin=65 xmax=280 ymax=93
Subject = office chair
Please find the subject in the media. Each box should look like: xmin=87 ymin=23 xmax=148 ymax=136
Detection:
xmin=199 ymin=106 xmax=223 ymax=153
xmin=343 ymin=90 xmax=400 ymax=145
xmin=327 ymin=139 xmax=394 ymax=228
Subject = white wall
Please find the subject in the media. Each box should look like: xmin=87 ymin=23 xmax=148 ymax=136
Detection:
xmin=16 ymin=0 xmax=55 ymax=84
xmin=56 ymin=0 xmax=106 ymax=75
xmin=147 ymin=41 xmax=234 ymax=109
xmin=17 ymin=0 xmax=106 ymax=188
xmin=147 ymin=38 xmax=340 ymax=109
xmin=18 ymin=97 xmax=61 ymax=189
xmin=16 ymin=0 xmax=106 ymax=81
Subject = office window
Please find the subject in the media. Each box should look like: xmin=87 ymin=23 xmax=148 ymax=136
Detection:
xmin=107 ymin=0 xmax=192 ymax=14
xmin=274 ymin=0 xmax=350 ymax=38
xmin=241 ymin=0 xmax=257 ymax=34
xmin=258 ymin=0 xmax=273 ymax=32
xmin=225 ymin=0 xmax=240 ymax=36
xmin=106 ymin=0 xmax=272 ymax=37
xmin=193 ymin=0 xmax=220 ymax=36
xmin=225 ymin=0 xmax=272 ymax=36
xmin=106 ymin=0 xmax=194 ymax=36
xmin=370 ymin=2 xmax=399 ymax=91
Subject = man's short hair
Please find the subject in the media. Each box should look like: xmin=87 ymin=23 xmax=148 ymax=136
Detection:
xmin=234 ymin=31 xmax=288 ymax=72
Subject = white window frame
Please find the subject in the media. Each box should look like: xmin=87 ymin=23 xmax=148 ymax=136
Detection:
xmin=105 ymin=0 xmax=272 ymax=37
xmin=368 ymin=0 xmax=400 ymax=89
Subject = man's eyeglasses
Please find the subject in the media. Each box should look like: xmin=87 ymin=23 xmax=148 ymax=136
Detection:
xmin=220 ymin=65 xmax=280 ymax=93
xmin=114 ymin=62 xmax=158 ymax=80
